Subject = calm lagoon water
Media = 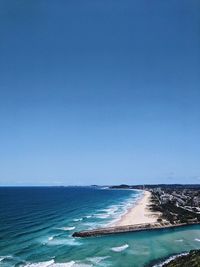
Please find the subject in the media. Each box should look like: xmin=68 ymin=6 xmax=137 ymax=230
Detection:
xmin=0 ymin=187 xmax=200 ymax=267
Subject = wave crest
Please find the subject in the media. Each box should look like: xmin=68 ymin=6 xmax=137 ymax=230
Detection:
xmin=111 ymin=244 xmax=129 ymax=252
xmin=24 ymin=260 xmax=92 ymax=267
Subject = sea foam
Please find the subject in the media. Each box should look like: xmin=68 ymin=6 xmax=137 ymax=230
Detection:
xmin=107 ymin=191 xmax=143 ymax=226
xmin=153 ymin=252 xmax=189 ymax=267
xmin=85 ymin=215 xmax=92 ymax=219
xmin=24 ymin=260 xmax=92 ymax=267
xmin=87 ymin=256 xmax=110 ymax=264
xmin=73 ymin=218 xmax=83 ymax=222
xmin=24 ymin=260 xmax=55 ymax=267
xmin=94 ymin=213 xmax=110 ymax=219
xmin=46 ymin=237 xmax=81 ymax=246
xmin=58 ymin=227 xmax=75 ymax=231
xmin=0 ymin=256 xmax=13 ymax=262
xmin=111 ymin=244 xmax=129 ymax=252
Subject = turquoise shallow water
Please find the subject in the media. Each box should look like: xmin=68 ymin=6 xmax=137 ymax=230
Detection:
xmin=0 ymin=187 xmax=200 ymax=267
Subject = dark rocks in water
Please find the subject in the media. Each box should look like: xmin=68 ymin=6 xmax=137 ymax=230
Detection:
xmin=73 ymin=224 xmax=154 ymax=237
xmin=72 ymin=223 xmax=200 ymax=238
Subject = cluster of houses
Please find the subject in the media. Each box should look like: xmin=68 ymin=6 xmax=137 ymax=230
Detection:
xmin=152 ymin=187 xmax=200 ymax=210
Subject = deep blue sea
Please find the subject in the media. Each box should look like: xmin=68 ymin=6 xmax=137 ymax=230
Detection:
xmin=0 ymin=187 xmax=200 ymax=267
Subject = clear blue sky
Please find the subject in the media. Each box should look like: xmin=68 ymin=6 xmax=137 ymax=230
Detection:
xmin=0 ymin=0 xmax=200 ymax=185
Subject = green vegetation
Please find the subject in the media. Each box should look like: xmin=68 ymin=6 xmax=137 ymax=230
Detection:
xmin=162 ymin=250 xmax=200 ymax=267
xmin=150 ymin=190 xmax=200 ymax=225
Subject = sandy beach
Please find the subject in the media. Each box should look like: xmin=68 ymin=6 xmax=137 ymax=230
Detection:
xmin=113 ymin=191 xmax=160 ymax=226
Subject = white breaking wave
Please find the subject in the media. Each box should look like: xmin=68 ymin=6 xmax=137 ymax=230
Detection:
xmin=82 ymin=221 xmax=105 ymax=230
xmin=111 ymin=244 xmax=129 ymax=252
xmin=73 ymin=218 xmax=83 ymax=222
xmin=101 ymin=206 xmax=118 ymax=215
xmin=94 ymin=213 xmax=110 ymax=219
xmin=58 ymin=227 xmax=75 ymax=231
xmin=48 ymin=236 xmax=54 ymax=241
xmin=46 ymin=237 xmax=81 ymax=246
xmin=87 ymin=256 xmax=110 ymax=264
xmin=106 ymin=191 xmax=143 ymax=226
xmin=24 ymin=260 xmax=55 ymax=267
xmin=51 ymin=262 xmax=75 ymax=267
xmin=94 ymin=205 xmax=120 ymax=221
xmin=195 ymin=238 xmax=200 ymax=242
xmin=24 ymin=260 xmax=92 ymax=267
xmin=175 ymin=239 xmax=183 ymax=242
xmin=0 ymin=255 xmax=12 ymax=262
xmin=73 ymin=264 xmax=92 ymax=267
xmin=85 ymin=215 xmax=92 ymax=219
xmin=153 ymin=252 xmax=189 ymax=267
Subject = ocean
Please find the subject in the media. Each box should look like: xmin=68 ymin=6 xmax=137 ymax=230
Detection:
xmin=0 ymin=187 xmax=200 ymax=267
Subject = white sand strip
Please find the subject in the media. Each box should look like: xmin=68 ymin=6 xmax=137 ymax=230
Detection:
xmin=113 ymin=191 xmax=160 ymax=226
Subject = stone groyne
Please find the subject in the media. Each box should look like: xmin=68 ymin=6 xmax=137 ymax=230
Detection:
xmin=72 ymin=222 xmax=200 ymax=238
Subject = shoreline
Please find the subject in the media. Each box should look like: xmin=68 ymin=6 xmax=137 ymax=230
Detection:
xmin=112 ymin=190 xmax=161 ymax=227
xmin=73 ymin=189 xmax=200 ymax=238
